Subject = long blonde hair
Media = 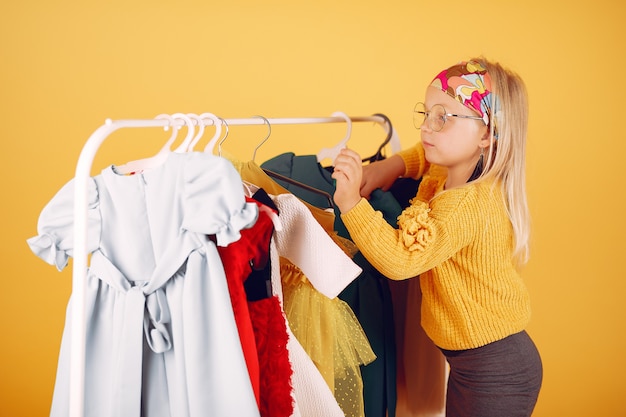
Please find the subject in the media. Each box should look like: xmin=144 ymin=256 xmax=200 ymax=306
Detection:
xmin=475 ymin=57 xmax=531 ymax=266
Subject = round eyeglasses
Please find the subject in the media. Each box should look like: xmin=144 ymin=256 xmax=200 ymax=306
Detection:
xmin=413 ymin=102 xmax=484 ymax=132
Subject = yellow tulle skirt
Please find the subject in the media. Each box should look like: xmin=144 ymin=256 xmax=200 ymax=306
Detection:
xmin=280 ymin=257 xmax=376 ymax=417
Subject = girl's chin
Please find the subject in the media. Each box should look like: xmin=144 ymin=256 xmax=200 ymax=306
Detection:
xmin=422 ymin=148 xmax=438 ymax=164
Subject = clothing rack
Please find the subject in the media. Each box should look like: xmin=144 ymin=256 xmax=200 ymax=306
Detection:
xmin=69 ymin=113 xmax=400 ymax=417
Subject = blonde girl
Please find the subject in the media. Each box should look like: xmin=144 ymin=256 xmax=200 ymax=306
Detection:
xmin=332 ymin=58 xmax=542 ymax=417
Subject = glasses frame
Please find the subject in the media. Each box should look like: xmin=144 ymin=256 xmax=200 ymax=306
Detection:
xmin=413 ymin=102 xmax=484 ymax=132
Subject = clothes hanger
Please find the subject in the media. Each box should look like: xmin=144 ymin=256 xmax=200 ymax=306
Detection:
xmin=175 ymin=113 xmax=205 ymax=153
xmin=115 ymin=113 xmax=193 ymax=175
xmin=198 ymin=113 xmax=223 ymax=154
xmin=361 ymin=113 xmax=393 ymax=163
xmin=216 ymin=118 xmax=230 ymax=156
xmin=243 ymin=115 xmax=335 ymax=208
xmin=316 ymin=111 xmax=352 ymax=165
xmin=251 ymin=115 xmax=271 ymax=162
xmin=262 ymin=168 xmax=335 ymax=209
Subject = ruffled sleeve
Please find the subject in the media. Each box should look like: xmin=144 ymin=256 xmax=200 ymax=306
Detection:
xmin=26 ymin=177 xmax=102 ymax=271
xmin=397 ymin=199 xmax=435 ymax=251
xmin=181 ymin=152 xmax=258 ymax=247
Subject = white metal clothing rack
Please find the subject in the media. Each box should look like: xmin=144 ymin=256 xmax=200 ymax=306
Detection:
xmin=68 ymin=113 xmax=400 ymax=416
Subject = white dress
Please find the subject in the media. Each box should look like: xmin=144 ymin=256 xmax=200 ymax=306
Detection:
xmin=27 ymin=152 xmax=260 ymax=417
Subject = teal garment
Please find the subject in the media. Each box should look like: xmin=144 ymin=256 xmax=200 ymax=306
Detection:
xmin=262 ymin=152 xmax=402 ymax=417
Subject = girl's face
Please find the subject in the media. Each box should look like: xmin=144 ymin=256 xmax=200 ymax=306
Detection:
xmin=420 ymin=86 xmax=488 ymax=177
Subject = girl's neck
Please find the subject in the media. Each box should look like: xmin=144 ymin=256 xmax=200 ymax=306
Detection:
xmin=444 ymin=170 xmax=469 ymax=189
xmin=444 ymin=156 xmax=482 ymax=189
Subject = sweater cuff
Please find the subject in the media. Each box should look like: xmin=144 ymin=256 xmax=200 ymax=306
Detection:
xmin=341 ymin=197 xmax=378 ymax=232
xmin=397 ymin=146 xmax=425 ymax=179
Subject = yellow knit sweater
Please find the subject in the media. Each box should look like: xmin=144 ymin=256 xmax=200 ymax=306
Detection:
xmin=341 ymin=145 xmax=531 ymax=350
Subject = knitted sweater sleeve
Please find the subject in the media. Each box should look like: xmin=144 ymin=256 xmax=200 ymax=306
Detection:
xmin=341 ymin=186 xmax=479 ymax=280
xmin=396 ymin=143 xmax=430 ymax=179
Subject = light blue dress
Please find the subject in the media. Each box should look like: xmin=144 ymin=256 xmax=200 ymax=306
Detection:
xmin=28 ymin=152 xmax=260 ymax=417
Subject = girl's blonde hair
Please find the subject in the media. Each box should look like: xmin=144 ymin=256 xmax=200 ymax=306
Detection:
xmin=475 ymin=57 xmax=531 ymax=266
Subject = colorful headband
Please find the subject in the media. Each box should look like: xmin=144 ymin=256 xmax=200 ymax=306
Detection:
xmin=430 ymin=60 xmax=497 ymax=129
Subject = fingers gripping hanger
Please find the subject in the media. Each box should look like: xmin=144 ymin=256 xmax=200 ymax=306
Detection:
xmin=316 ymin=111 xmax=352 ymax=165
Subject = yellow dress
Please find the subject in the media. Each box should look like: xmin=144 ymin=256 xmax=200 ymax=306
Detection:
xmin=227 ymin=156 xmax=376 ymax=417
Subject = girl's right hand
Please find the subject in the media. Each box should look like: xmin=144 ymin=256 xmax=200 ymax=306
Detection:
xmin=332 ymin=148 xmax=364 ymax=213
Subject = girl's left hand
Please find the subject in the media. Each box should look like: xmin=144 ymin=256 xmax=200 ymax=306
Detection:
xmin=332 ymin=148 xmax=363 ymax=213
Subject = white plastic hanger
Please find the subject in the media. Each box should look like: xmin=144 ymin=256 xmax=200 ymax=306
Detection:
xmin=198 ymin=113 xmax=223 ymax=154
xmin=175 ymin=113 xmax=204 ymax=153
xmin=316 ymin=111 xmax=352 ymax=165
xmin=114 ymin=114 xmax=191 ymax=175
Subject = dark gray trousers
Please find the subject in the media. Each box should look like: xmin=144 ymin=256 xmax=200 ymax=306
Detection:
xmin=440 ymin=331 xmax=543 ymax=417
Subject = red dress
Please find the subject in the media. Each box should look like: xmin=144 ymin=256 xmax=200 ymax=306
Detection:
xmin=217 ymin=195 xmax=293 ymax=417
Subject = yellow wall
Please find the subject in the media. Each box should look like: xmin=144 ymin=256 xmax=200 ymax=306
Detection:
xmin=2 ymin=0 xmax=625 ymax=415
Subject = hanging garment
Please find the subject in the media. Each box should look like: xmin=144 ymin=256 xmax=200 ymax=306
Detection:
xmin=230 ymin=159 xmax=365 ymax=417
xmin=259 ymin=180 xmax=376 ymax=416
xmin=248 ymin=294 xmax=293 ymax=417
xmin=27 ymin=152 xmax=260 ymax=417
xmin=226 ymin=156 xmax=359 ymax=298
xmin=280 ymin=259 xmax=376 ymax=417
xmin=261 ymin=152 xmax=399 ymax=417
xmin=269 ymin=192 xmax=370 ymax=417
xmin=389 ymin=279 xmax=447 ymax=417
xmin=217 ymin=195 xmax=294 ymax=417
xmin=262 ymin=152 xmax=447 ymax=417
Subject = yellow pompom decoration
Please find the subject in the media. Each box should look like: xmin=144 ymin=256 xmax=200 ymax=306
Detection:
xmin=397 ymin=201 xmax=434 ymax=251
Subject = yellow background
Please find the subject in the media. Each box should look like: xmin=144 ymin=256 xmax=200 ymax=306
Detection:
xmin=2 ymin=0 xmax=625 ymax=416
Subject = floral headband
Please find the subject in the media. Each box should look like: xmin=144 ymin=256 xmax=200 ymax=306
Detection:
xmin=430 ymin=60 xmax=499 ymax=133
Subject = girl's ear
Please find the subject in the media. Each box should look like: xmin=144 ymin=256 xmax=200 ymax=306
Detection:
xmin=479 ymin=134 xmax=491 ymax=147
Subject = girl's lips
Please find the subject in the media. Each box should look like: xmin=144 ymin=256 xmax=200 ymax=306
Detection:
xmin=422 ymin=140 xmax=434 ymax=147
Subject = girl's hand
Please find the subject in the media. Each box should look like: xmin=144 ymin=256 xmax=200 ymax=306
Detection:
xmin=332 ymin=148 xmax=363 ymax=213
xmin=360 ymin=154 xmax=406 ymax=198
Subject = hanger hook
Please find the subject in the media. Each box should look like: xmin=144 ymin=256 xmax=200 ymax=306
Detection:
xmin=331 ymin=111 xmax=352 ymax=143
xmin=197 ymin=113 xmax=222 ymax=153
xmin=365 ymin=113 xmax=393 ymax=162
xmin=154 ymin=113 xmax=179 ymax=146
xmin=251 ymin=115 xmax=271 ymax=162
xmin=173 ymin=113 xmax=205 ymax=152
xmin=170 ymin=113 xmax=195 ymax=150
xmin=217 ymin=118 xmax=230 ymax=157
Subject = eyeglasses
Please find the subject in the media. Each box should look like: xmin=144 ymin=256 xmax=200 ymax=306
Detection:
xmin=413 ymin=102 xmax=484 ymax=132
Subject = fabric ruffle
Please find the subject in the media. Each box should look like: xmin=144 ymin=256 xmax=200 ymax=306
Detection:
xmin=248 ymin=296 xmax=294 ymax=417
xmin=181 ymin=153 xmax=258 ymax=246
xmin=280 ymin=258 xmax=375 ymax=417
xmin=215 ymin=202 xmax=259 ymax=247
xmin=397 ymin=200 xmax=434 ymax=252
xmin=26 ymin=233 xmax=69 ymax=271
xmin=26 ymin=176 xmax=101 ymax=271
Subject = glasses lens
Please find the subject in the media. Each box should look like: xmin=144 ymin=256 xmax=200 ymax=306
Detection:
xmin=413 ymin=102 xmax=426 ymax=129
xmin=430 ymin=104 xmax=446 ymax=131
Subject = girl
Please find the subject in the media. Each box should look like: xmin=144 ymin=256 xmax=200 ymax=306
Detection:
xmin=332 ymin=58 xmax=543 ymax=417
